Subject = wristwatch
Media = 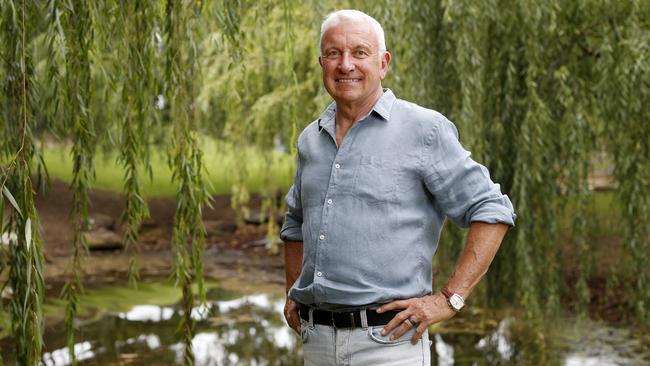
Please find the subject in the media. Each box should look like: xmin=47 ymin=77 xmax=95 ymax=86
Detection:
xmin=441 ymin=287 xmax=465 ymax=312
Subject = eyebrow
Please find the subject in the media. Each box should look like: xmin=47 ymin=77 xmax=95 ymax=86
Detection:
xmin=323 ymin=44 xmax=373 ymax=52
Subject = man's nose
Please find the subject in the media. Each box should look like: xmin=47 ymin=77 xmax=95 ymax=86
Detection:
xmin=338 ymin=52 xmax=355 ymax=73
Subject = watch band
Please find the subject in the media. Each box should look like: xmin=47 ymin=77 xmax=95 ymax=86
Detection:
xmin=441 ymin=287 xmax=464 ymax=312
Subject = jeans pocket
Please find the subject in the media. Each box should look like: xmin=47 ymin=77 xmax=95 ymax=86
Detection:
xmin=367 ymin=325 xmax=415 ymax=345
xmin=300 ymin=319 xmax=310 ymax=344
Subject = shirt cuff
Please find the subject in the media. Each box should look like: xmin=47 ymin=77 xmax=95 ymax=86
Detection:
xmin=280 ymin=228 xmax=303 ymax=242
xmin=468 ymin=201 xmax=517 ymax=227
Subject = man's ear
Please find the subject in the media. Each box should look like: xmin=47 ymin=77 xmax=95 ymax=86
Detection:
xmin=380 ymin=51 xmax=391 ymax=79
xmin=318 ymin=56 xmax=324 ymax=67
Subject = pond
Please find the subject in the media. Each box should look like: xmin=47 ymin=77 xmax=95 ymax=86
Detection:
xmin=1 ymin=280 xmax=648 ymax=365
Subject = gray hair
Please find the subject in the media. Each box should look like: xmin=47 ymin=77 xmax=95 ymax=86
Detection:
xmin=319 ymin=9 xmax=387 ymax=55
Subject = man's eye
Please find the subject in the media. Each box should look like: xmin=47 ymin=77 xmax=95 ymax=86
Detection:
xmin=326 ymin=50 xmax=340 ymax=58
xmin=355 ymin=50 xmax=369 ymax=57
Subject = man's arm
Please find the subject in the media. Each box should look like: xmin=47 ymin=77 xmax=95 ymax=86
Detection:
xmin=377 ymin=222 xmax=509 ymax=344
xmin=284 ymin=240 xmax=303 ymax=334
xmin=443 ymin=222 xmax=508 ymax=298
xmin=280 ymin=151 xmax=304 ymax=334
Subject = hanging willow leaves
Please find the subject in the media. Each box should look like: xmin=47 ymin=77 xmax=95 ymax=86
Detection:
xmin=116 ymin=0 xmax=155 ymax=288
xmin=0 ymin=1 xmax=649 ymax=363
xmin=595 ymin=0 xmax=650 ymax=322
xmin=56 ymin=0 xmax=94 ymax=363
xmin=389 ymin=0 xmax=650 ymax=322
xmin=165 ymin=1 xmax=210 ymax=363
xmin=0 ymin=1 xmax=46 ymax=364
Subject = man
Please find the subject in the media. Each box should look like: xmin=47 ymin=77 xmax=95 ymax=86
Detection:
xmin=281 ymin=9 xmax=515 ymax=365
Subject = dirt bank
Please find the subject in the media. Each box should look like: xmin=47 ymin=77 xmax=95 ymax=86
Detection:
xmin=33 ymin=179 xmax=284 ymax=285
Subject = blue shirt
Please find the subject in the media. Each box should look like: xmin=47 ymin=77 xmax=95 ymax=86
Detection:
xmin=281 ymin=89 xmax=516 ymax=309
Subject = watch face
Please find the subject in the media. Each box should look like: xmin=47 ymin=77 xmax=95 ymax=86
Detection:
xmin=449 ymin=294 xmax=465 ymax=310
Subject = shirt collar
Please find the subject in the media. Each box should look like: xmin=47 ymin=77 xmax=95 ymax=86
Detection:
xmin=318 ymin=88 xmax=396 ymax=133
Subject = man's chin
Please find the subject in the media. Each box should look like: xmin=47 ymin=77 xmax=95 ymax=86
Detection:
xmin=332 ymin=90 xmax=361 ymax=102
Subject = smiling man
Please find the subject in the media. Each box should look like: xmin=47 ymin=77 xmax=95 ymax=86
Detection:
xmin=281 ymin=9 xmax=516 ymax=365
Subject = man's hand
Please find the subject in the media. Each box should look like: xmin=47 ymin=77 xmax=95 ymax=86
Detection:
xmin=283 ymin=241 xmax=303 ymax=334
xmin=284 ymin=298 xmax=301 ymax=334
xmin=377 ymin=293 xmax=455 ymax=344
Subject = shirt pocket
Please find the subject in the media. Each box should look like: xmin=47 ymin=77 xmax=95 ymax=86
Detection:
xmin=352 ymin=155 xmax=397 ymax=205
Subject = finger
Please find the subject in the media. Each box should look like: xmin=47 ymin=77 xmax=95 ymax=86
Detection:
xmin=377 ymin=299 xmax=409 ymax=313
xmin=411 ymin=323 xmax=428 ymax=345
xmin=382 ymin=310 xmax=410 ymax=335
xmin=293 ymin=314 xmax=301 ymax=332
xmin=390 ymin=320 xmax=414 ymax=341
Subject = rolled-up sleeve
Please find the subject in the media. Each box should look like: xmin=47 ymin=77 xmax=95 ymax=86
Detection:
xmin=280 ymin=154 xmax=304 ymax=241
xmin=422 ymin=117 xmax=516 ymax=228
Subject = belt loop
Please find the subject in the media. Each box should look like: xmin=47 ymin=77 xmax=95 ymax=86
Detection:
xmin=308 ymin=307 xmax=315 ymax=329
xmin=360 ymin=308 xmax=368 ymax=329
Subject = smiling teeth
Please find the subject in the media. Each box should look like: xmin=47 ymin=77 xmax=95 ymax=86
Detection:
xmin=338 ymin=79 xmax=360 ymax=83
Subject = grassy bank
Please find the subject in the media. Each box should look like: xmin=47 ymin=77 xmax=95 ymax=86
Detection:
xmin=43 ymin=140 xmax=294 ymax=197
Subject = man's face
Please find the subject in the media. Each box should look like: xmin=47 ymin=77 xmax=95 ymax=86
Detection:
xmin=319 ymin=21 xmax=390 ymax=107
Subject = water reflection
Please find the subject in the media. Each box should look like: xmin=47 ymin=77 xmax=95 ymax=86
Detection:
xmin=476 ymin=318 xmax=514 ymax=361
xmin=434 ymin=334 xmax=454 ymax=366
xmin=42 ymin=341 xmax=94 ymax=366
xmin=119 ymin=305 xmax=174 ymax=322
xmin=1 ymin=283 xmax=648 ymax=365
xmin=113 ymin=292 xmax=300 ymax=366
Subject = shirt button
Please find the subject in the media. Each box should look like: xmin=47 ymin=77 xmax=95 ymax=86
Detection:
xmin=335 ymin=163 xmax=341 ymax=169
xmin=316 ymin=271 xmax=323 ymax=277
xmin=319 ymin=234 xmax=325 ymax=240
xmin=327 ymin=199 xmax=333 ymax=204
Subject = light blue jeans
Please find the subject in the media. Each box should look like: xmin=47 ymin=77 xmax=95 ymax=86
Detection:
xmin=300 ymin=308 xmax=431 ymax=366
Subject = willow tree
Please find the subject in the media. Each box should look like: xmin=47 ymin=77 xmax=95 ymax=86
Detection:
xmin=1 ymin=1 xmax=46 ymax=364
xmin=164 ymin=0 xmax=212 ymax=363
xmin=1 ymin=0 xmax=213 ymax=364
xmin=197 ymin=0 xmax=328 ymax=241
xmin=383 ymin=0 xmax=650 ymax=321
xmin=1 ymin=0 xmax=649 ymax=365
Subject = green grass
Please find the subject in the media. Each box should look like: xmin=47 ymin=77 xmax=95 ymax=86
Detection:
xmin=43 ymin=139 xmax=294 ymax=197
xmin=560 ymin=190 xmax=623 ymax=236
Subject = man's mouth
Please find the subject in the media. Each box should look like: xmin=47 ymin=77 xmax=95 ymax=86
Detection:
xmin=336 ymin=78 xmax=361 ymax=83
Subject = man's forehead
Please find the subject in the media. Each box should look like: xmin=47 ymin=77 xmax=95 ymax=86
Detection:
xmin=321 ymin=21 xmax=378 ymax=47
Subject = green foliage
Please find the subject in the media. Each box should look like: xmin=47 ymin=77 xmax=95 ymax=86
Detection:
xmin=0 ymin=1 xmax=46 ymax=364
xmin=54 ymin=1 xmax=96 ymax=363
xmin=1 ymin=0 xmax=649 ymax=363
xmin=116 ymin=0 xmax=156 ymax=288
xmin=164 ymin=1 xmax=210 ymax=364
xmin=390 ymin=0 xmax=650 ymax=321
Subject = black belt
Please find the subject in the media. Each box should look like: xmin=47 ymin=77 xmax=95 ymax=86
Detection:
xmin=299 ymin=304 xmax=399 ymax=328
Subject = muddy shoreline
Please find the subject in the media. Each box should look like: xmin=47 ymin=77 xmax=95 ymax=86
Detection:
xmin=27 ymin=179 xmax=284 ymax=286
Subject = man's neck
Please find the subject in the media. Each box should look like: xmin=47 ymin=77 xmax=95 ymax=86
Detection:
xmin=335 ymin=88 xmax=384 ymax=128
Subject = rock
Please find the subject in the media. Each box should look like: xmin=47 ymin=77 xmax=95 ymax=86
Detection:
xmin=244 ymin=211 xmax=284 ymax=226
xmin=89 ymin=213 xmax=115 ymax=231
xmin=204 ymin=220 xmax=237 ymax=234
xmin=141 ymin=217 xmax=158 ymax=228
xmin=84 ymin=228 xmax=123 ymax=251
